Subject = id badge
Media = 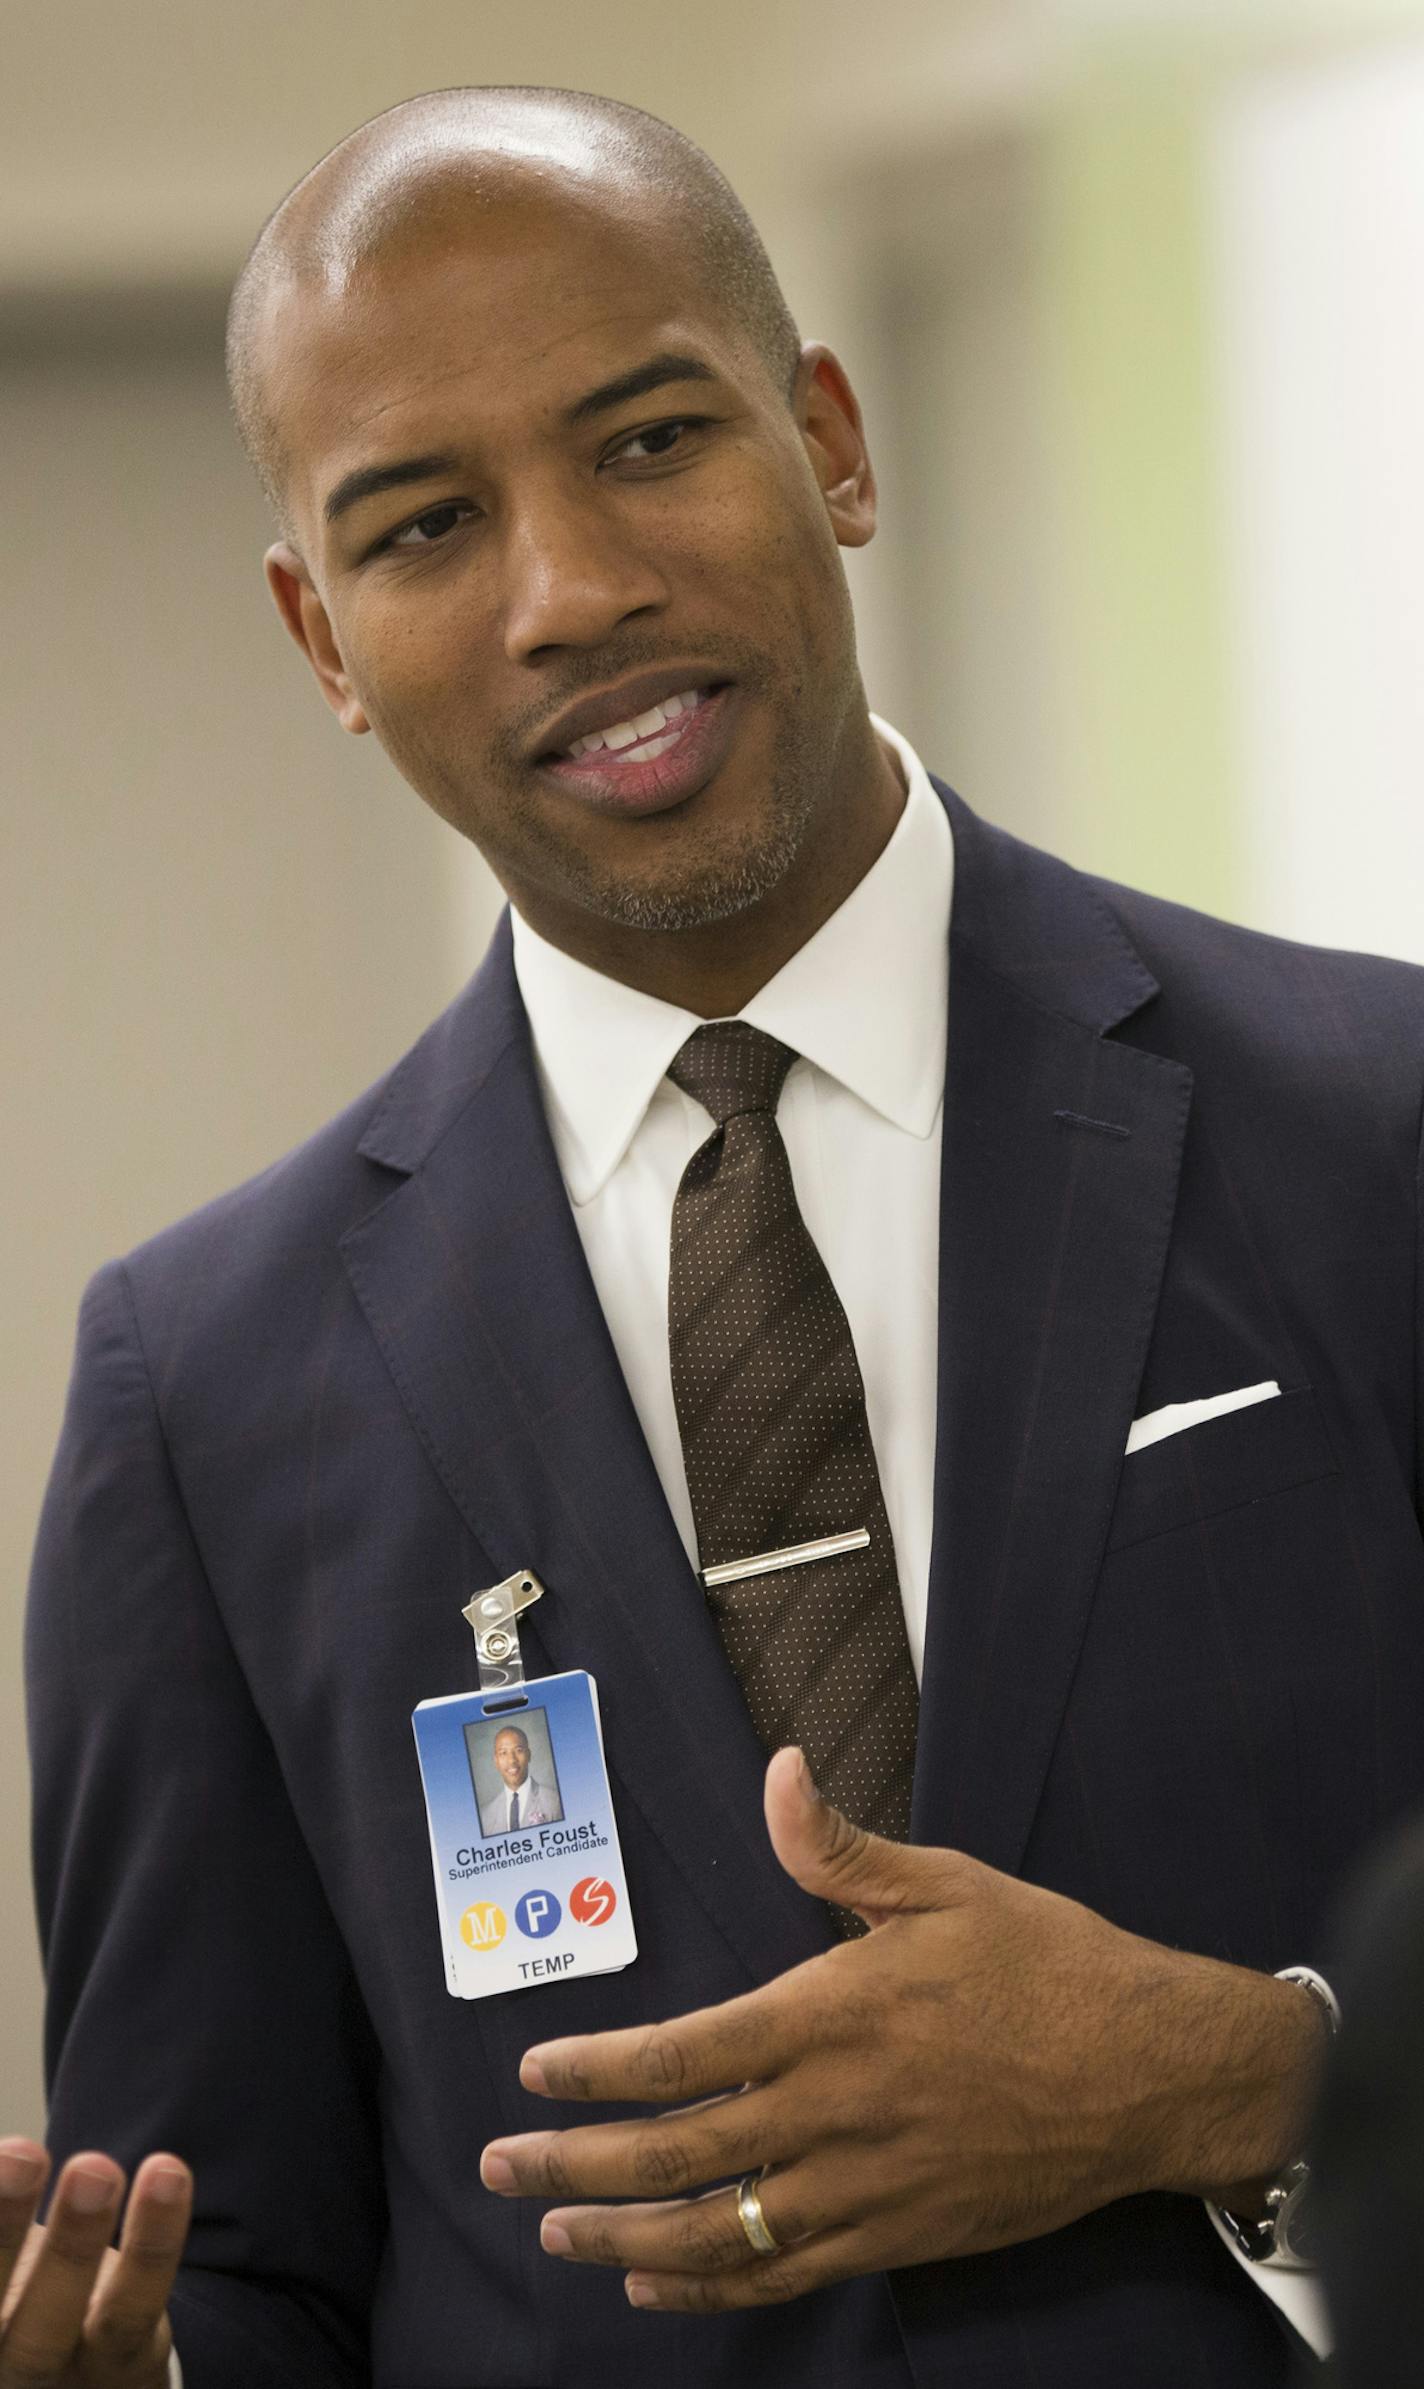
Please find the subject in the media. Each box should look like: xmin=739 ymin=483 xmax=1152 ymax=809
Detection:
xmin=412 ymin=1569 xmax=637 ymax=1999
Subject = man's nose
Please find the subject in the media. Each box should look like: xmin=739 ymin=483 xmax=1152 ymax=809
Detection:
xmin=500 ymin=491 xmax=667 ymax=661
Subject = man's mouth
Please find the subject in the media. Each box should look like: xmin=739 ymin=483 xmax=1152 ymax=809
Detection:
xmin=557 ymin=685 xmax=710 ymax=765
xmin=537 ymin=681 xmax=738 ymax=818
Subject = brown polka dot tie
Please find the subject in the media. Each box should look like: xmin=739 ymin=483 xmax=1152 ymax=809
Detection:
xmin=667 ymin=1023 xmax=919 ymax=1924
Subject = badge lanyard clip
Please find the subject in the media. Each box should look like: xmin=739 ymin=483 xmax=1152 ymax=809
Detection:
xmin=463 ymin=1568 xmax=545 ymax=1694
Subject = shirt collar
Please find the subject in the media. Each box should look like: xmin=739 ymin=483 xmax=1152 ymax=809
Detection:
xmin=510 ymin=716 xmax=953 ymax=1205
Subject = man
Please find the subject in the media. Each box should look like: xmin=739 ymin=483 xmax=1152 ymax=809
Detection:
xmin=9 ymin=81 xmax=1424 ymax=2389
xmin=478 ymin=1726 xmax=562 ymax=1837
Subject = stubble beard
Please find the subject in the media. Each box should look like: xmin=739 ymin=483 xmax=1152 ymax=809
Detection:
xmin=531 ymin=786 xmax=817 ymax=932
xmin=381 ymin=632 xmax=851 ymax=934
xmin=496 ymin=698 xmax=831 ymax=933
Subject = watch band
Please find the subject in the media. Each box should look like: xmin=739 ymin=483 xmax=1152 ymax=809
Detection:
xmin=1213 ymin=1965 xmax=1339 ymax=2270
xmin=1276 ymin=1965 xmax=1340 ymax=2039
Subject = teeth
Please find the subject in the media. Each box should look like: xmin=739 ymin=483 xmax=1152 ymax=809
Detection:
xmin=563 ymin=686 xmax=705 ymax=761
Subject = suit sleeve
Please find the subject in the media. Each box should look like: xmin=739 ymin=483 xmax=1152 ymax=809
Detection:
xmin=26 ymin=1261 xmax=386 ymax=2389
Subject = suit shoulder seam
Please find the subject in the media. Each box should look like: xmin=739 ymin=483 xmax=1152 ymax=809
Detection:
xmin=111 ymin=1258 xmax=223 ymax=1614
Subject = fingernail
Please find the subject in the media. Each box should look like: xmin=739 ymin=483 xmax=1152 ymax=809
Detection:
xmin=793 ymin=1748 xmax=819 ymax=1802
xmin=520 ymin=2053 xmax=549 ymax=2095
xmin=541 ymin=2219 xmax=573 ymax=2256
xmin=0 ymin=2146 xmax=43 ymax=2198
xmin=147 ymin=2164 xmax=189 ymax=2206
xmin=626 ymin=2275 xmax=659 ymax=2309
xmin=68 ymin=2164 xmax=120 ymax=2214
xmin=481 ymin=2150 xmax=517 ymax=2193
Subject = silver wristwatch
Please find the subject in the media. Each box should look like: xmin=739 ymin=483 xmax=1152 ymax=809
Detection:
xmin=1213 ymin=1966 xmax=1340 ymax=2270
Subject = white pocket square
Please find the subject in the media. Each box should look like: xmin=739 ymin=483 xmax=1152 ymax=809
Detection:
xmin=1125 ymin=1380 xmax=1281 ymax=1457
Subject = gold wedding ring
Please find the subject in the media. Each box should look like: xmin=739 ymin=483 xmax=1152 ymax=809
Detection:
xmin=735 ymin=2171 xmax=780 ymax=2256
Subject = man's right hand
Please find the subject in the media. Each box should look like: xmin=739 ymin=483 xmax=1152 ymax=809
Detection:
xmin=0 ymin=2137 xmax=191 ymax=2386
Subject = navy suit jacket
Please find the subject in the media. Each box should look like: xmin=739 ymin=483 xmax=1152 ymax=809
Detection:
xmin=27 ymin=785 xmax=1424 ymax=2388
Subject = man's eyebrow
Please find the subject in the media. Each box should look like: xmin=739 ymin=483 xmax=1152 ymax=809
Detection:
xmin=320 ymin=357 xmax=716 ymax=527
xmin=323 ymin=452 xmax=460 ymax=527
xmin=564 ymin=352 xmax=718 ymax=426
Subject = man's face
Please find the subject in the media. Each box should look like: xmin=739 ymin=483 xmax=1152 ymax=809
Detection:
xmin=494 ymin=1731 xmax=531 ymax=1789
xmin=264 ymin=186 xmax=875 ymax=939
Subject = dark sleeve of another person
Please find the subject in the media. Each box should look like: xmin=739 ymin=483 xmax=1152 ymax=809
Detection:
xmin=25 ymin=1261 xmax=385 ymax=2389
xmin=1314 ymin=1806 xmax=1424 ymax=2389
xmin=1290 ymin=1058 xmax=1424 ymax=2389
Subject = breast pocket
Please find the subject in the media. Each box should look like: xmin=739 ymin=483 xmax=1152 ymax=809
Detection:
xmin=1106 ymin=1383 xmax=1338 ymax=1553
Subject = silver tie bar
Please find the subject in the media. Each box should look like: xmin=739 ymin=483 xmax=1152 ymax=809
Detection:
xmin=700 ymin=1527 xmax=870 ymax=1589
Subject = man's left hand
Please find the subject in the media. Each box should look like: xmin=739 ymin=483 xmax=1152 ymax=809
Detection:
xmin=479 ymin=1748 xmax=1324 ymax=2313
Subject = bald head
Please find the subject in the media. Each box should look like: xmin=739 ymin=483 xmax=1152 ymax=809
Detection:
xmin=226 ymin=87 xmax=800 ymax=532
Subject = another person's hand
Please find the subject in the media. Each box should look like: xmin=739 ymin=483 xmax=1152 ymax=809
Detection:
xmin=0 ymin=2140 xmax=191 ymax=2384
xmin=479 ymin=1748 xmax=1326 ymax=2313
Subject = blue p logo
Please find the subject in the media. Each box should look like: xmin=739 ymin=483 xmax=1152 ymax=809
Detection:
xmin=514 ymin=1888 xmax=563 ymax=1940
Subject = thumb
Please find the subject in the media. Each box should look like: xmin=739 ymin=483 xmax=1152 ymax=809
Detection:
xmin=763 ymin=1747 xmax=951 ymax=1924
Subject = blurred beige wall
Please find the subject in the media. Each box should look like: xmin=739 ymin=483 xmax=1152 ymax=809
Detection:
xmin=6 ymin=0 xmax=1423 ymax=2143
xmin=2 ymin=325 xmax=501 ymax=2133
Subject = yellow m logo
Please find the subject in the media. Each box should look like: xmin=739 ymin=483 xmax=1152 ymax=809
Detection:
xmin=459 ymin=1902 xmax=508 ymax=1952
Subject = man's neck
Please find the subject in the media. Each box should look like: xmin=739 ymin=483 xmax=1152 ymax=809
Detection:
xmin=509 ymin=717 xmax=907 ymax=1018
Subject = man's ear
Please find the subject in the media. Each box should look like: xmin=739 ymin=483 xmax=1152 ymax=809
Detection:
xmin=795 ymin=345 xmax=878 ymax=550
xmin=264 ymin=544 xmax=371 ymax=734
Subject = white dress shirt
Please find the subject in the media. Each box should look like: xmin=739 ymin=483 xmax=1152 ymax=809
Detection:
xmin=512 ymin=715 xmax=949 ymax=1679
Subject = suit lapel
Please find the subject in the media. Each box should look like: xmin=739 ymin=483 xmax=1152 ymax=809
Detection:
xmin=915 ymin=790 xmax=1193 ymax=1875
xmin=340 ymin=920 xmax=827 ymax=1983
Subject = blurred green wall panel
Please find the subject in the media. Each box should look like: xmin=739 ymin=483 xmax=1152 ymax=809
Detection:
xmin=1041 ymin=70 xmax=1240 ymax=918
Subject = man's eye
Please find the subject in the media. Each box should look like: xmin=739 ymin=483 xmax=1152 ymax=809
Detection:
xmin=385 ymin=501 xmax=472 ymax=551
xmin=610 ymin=418 xmax=702 ymax=464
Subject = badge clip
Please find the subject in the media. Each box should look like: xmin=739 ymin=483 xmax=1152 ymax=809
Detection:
xmin=463 ymin=1568 xmax=545 ymax=1695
